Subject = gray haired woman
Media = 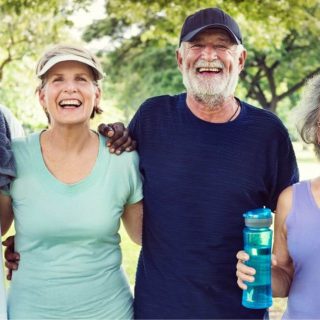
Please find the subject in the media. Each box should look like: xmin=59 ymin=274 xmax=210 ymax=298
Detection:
xmin=1 ymin=44 xmax=143 ymax=319
xmin=236 ymin=74 xmax=320 ymax=319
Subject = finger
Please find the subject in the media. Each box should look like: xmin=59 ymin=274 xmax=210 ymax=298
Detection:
xmin=236 ymin=250 xmax=249 ymax=261
xmin=2 ymin=235 xmax=14 ymax=247
xmin=271 ymin=254 xmax=277 ymax=266
xmin=237 ymin=278 xmax=247 ymax=290
xmin=5 ymin=261 xmax=18 ymax=270
xmin=115 ymin=137 xmax=133 ymax=154
xmin=109 ymin=128 xmax=129 ymax=147
xmin=108 ymin=123 xmax=125 ymax=141
xmin=109 ymin=132 xmax=130 ymax=154
xmin=236 ymin=269 xmax=255 ymax=283
xmin=6 ymin=270 xmax=12 ymax=281
xmin=117 ymin=137 xmax=132 ymax=151
xmin=5 ymin=252 xmax=20 ymax=262
xmin=125 ymin=140 xmax=137 ymax=152
xmin=236 ymin=259 xmax=256 ymax=275
xmin=98 ymin=123 xmax=115 ymax=140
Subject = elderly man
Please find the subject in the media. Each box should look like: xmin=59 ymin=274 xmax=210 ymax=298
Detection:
xmin=128 ymin=7 xmax=298 ymax=319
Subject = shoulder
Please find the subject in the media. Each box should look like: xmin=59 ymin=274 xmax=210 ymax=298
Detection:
xmin=12 ymin=132 xmax=38 ymax=147
xmin=114 ymin=150 xmax=139 ymax=165
xmin=241 ymin=101 xmax=290 ymax=139
xmin=11 ymin=132 xmax=39 ymax=156
xmin=276 ymin=184 xmax=295 ymax=218
xmin=99 ymin=134 xmax=139 ymax=165
xmin=138 ymin=93 xmax=184 ymax=113
xmin=242 ymin=101 xmax=286 ymax=127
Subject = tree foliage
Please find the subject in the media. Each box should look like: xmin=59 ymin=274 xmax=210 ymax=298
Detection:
xmin=0 ymin=0 xmax=90 ymax=128
xmin=84 ymin=0 xmax=320 ymax=115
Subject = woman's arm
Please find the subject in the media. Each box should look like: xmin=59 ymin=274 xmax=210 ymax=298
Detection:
xmin=121 ymin=200 xmax=143 ymax=245
xmin=0 ymin=193 xmax=13 ymax=235
xmin=272 ymin=186 xmax=295 ymax=297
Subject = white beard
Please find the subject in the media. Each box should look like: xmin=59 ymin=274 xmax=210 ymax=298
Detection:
xmin=182 ymin=59 xmax=239 ymax=109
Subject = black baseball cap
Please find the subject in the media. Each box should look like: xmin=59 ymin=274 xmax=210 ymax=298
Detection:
xmin=179 ymin=8 xmax=242 ymax=46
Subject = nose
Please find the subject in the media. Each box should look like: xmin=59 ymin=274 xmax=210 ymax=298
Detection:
xmin=201 ymin=45 xmax=218 ymax=61
xmin=63 ymin=80 xmax=78 ymax=93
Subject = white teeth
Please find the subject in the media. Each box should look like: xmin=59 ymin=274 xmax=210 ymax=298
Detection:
xmin=198 ymin=67 xmax=221 ymax=72
xmin=59 ymin=99 xmax=81 ymax=107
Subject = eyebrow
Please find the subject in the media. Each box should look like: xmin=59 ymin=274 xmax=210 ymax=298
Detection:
xmin=50 ymin=72 xmax=90 ymax=77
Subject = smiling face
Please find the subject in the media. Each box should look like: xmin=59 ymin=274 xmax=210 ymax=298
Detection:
xmin=39 ymin=60 xmax=101 ymax=127
xmin=176 ymin=29 xmax=246 ymax=107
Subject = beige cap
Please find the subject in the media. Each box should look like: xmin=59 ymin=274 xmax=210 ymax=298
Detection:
xmin=36 ymin=53 xmax=105 ymax=80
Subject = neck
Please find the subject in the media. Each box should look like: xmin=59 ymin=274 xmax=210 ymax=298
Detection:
xmin=186 ymin=93 xmax=240 ymax=123
xmin=41 ymin=124 xmax=95 ymax=153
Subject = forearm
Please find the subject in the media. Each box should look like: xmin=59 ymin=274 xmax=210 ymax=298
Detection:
xmin=272 ymin=266 xmax=292 ymax=297
xmin=0 ymin=194 xmax=13 ymax=235
xmin=122 ymin=201 xmax=143 ymax=245
xmin=1 ymin=217 xmax=13 ymax=235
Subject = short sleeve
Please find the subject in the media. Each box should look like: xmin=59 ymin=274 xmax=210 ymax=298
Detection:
xmin=267 ymin=133 xmax=299 ymax=211
xmin=126 ymin=151 xmax=143 ymax=205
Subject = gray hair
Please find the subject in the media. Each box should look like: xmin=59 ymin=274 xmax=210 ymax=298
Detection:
xmin=296 ymin=74 xmax=320 ymax=159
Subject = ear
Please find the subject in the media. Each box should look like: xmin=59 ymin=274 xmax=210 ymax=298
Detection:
xmin=94 ymin=86 xmax=101 ymax=106
xmin=238 ymin=48 xmax=247 ymax=72
xmin=317 ymin=124 xmax=320 ymax=145
xmin=176 ymin=47 xmax=183 ymax=73
xmin=38 ymin=88 xmax=46 ymax=108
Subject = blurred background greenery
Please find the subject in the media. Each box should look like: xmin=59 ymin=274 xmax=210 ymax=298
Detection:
xmin=1 ymin=0 xmax=320 ymax=133
xmin=1 ymin=0 xmax=320 ymax=319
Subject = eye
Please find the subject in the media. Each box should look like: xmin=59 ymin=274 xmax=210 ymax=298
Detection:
xmin=52 ymin=76 xmax=63 ymax=82
xmin=214 ymin=44 xmax=228 ymax=51
xmin=190 ymin=43 xmax=204 ymax=49
xmin=76 ymin=76 xmax=88 ymax=82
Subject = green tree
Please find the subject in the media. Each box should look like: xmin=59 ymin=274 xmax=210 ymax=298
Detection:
xmin=0 ymin=0 xmax=90 ymax=129
xmin=84 ymin=0 xmax=320 ymax=116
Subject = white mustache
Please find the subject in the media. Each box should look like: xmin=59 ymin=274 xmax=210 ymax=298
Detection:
xmin=194 ymin=59 xmax=225 ymax=70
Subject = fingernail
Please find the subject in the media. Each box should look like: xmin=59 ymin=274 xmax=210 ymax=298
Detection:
xmin=107 ymin=142 xmax=111 ymax=147
xmin=110 ymin=148 xmax=115 ymax=153
xmin=116 ymin=150 xmax=121 ymax=154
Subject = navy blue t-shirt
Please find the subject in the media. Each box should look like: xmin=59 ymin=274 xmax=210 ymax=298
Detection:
xmin=129 ymin=93 xmax=299 ymax=319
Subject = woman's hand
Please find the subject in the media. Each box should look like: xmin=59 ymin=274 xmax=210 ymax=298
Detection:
xmin=236 ymin=250 xmax=256 ymax=290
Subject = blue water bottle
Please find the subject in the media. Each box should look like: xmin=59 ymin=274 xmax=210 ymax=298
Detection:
xmin=242 ymin=208 xmax=273 ymax=309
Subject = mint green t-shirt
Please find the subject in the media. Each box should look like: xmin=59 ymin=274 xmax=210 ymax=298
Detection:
xmin=7 ymin=132 xmax=143 ymax=319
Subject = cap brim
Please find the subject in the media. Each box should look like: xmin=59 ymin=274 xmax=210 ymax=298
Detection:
xmin=181 ymin=24 xmax=241 ymax=45
xmin=37 ymin=54 xmax=105 ymax=80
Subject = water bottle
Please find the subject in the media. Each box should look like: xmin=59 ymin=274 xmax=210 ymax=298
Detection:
xmin=242 ymin=208 xmax=273 ymax=309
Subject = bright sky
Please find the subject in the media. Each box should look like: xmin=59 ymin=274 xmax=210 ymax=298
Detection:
xmin=70 ymin=0 xmax=107 ymax=51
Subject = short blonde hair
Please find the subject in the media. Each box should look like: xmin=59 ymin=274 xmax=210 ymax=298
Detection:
xmin=297 ymin=74 xmax=320 ymax=159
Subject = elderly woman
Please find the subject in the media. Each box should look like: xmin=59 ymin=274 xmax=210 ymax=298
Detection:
xmin=236 ymin=75 xmax=320 ymax=319
xmin=0 ymin=44 xmax=143 ymax=319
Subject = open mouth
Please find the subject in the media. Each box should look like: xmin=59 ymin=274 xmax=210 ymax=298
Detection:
xmin=196 ymin=67 xmax=222 ymax=74
xmin=58 ymin=99 xmax=82 ymax=108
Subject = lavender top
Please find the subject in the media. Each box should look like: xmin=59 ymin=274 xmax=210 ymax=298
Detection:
xmin=283 ymin=180 xmax=320 ymax=319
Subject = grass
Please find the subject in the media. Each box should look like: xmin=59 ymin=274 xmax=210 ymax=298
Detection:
xmin=2 ymin=141 xmax=317 ymax=319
